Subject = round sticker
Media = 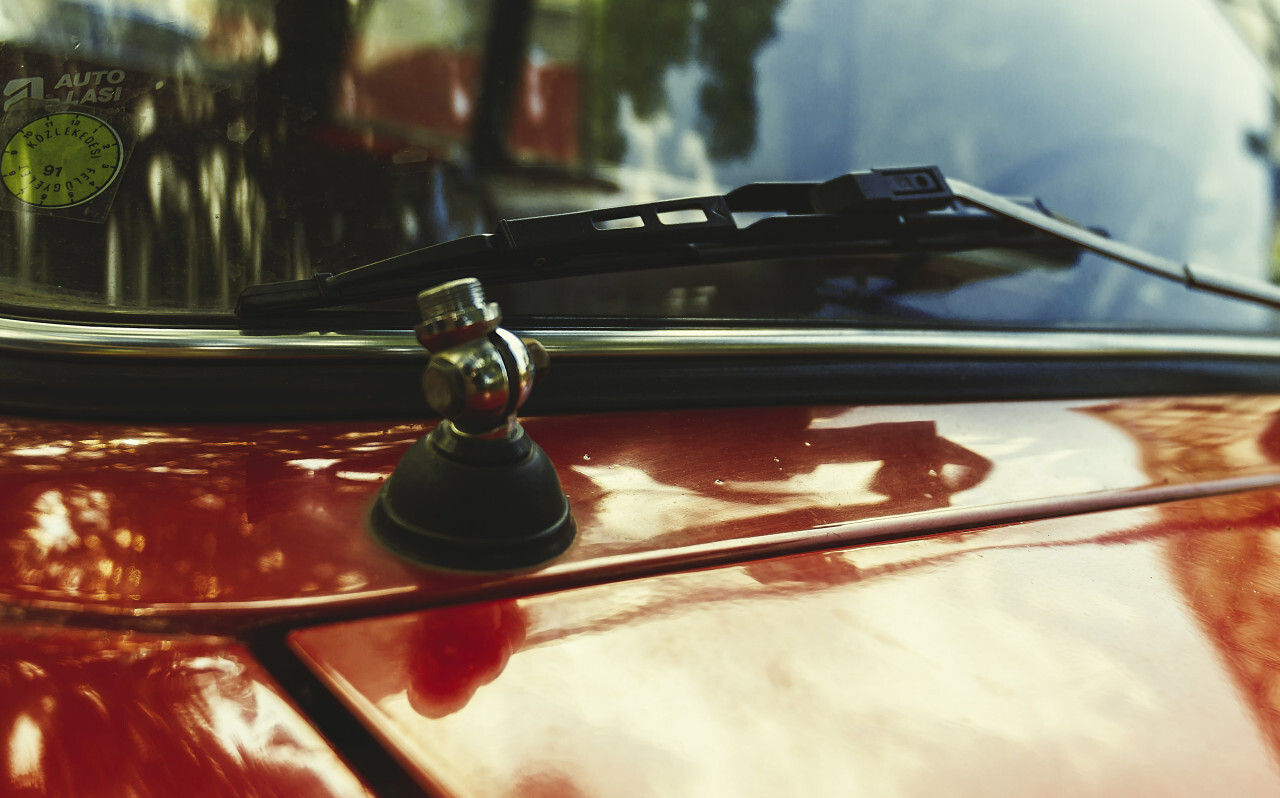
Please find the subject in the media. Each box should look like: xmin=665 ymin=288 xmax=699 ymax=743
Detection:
xmin=1 ymin=111 xmax=123 ymax=208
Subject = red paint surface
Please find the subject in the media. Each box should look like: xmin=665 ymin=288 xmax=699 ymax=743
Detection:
xmin=339 ymin=47 xmax=482 ymax=143
xmin=0 ymin=625 xmax=370 ymax=797
xmin=2 ymin=398 xmax=1280 ymax=624
xmin=2 ymin=397 xmax=1280 ymax=793
xmin=292 ymin=484 xmax=1280 ymax=797
xmin=507 ymin=61 xmax=580 ymax=163
xmin=335 ymin=45 xmax=579 ymax=163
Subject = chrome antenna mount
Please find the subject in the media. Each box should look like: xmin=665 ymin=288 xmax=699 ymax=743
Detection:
xmin=371 ymin=278 xmax=574 ymax=571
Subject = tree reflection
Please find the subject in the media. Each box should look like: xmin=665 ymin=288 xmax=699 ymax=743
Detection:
xmin=696 ymin=0 xmax=783 ymax=160
xmin=593 ymin=0 xmax=784 ymax=162
xmin=406 ymin=601 xmax=527 ymax=719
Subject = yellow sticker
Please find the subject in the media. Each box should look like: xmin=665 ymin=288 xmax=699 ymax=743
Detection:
xmin=1 ymin=111 xmax=123 ymax=208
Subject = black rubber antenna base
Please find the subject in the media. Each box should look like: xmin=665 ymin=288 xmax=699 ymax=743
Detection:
xmin=371 ymin=423 xmax=576 ymax=572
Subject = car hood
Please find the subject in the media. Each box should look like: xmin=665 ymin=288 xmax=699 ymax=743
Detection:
xmin=5 ymin=397 xmax=1280 ymax=794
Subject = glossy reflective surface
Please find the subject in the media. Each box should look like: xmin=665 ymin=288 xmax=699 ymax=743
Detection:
xmin=0 ymin=0 xmax=1277 ymax=334
xmin=293 ymin=485 xmax=1280 ymax=797
xmin=0 ymin=625 xmax=370 ymax=796
xmin=4 ymin=397 xmax=1280 ymax=623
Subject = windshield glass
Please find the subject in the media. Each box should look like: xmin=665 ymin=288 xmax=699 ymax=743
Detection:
xmin=0 ymin=0 xmax=1278 ymax=333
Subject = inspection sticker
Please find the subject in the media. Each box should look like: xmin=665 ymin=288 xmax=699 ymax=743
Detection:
xmin=0 ymin=99 xmax=135 ymax=221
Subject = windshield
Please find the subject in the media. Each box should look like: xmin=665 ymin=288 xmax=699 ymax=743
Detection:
xmin=0 ymin=0 xmax=1278 ymax=333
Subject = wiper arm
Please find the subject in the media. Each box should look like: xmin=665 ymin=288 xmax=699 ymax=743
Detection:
xmin=948 ymin=179 xmax=1280 ymax=312
xmin=237 ymin=166 xmax=967 ymax=315
xmin=235 ymin=165 xmax=1280 ymax=317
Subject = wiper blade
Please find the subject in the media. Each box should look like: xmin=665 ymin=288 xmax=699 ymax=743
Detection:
xmin=237 ymin=166 xmax=968 ymax=315
xmin=238 ymin=165 xmax=1280 ymax=317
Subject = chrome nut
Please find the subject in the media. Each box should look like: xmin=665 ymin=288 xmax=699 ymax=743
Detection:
xmin=421 ymin=337 xmax=512 ymax=423
xmin=422 ymin=356 xmax=468 ymax=418
xmin=414 ymin=279 xmax=544 ymax=434
xmin=415 ymin=278 xmax=501 ymax=353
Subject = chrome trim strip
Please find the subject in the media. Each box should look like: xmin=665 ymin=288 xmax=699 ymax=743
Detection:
xmin=2 ymin=313 xmax=1280 ymax=360
xmin=0 ymin=316 xmax=424 ymax=359
xmin=529 ymin=327 xmax=1280 ymax=359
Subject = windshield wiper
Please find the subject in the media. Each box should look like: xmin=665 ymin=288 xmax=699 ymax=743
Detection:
xmin=946 ymin=179 xmax=1280 ymax=313
xmin=235 ymin=165 xmax=1280 ymax=317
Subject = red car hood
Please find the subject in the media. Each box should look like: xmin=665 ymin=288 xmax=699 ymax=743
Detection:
xmin=4 ymin=396 xmax=1280 ymax=794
